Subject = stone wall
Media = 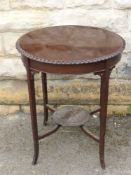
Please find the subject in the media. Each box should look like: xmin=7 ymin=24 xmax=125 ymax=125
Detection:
xmin=0 ymin=0 xmax=131 ymax=115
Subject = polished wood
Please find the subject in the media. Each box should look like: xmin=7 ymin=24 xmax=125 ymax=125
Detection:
xmin=46 ymin=104 xmax=55 ymax=112
xmin=80 ymin=125 xmax=99 ymax=143
xmin=99 ymin=69 xmax=111 ymax=169
xmin=38 ymin=125 xmax=61 ymax=140
xmin=17 ymin=25 xmax=125 ymax=65
xmin=26 ymin=59 xmax=39 ymax=165
xmin=90 ymin=108 xmax=101 ymax=115
xmin=16 ymin=25 xmax=125 ymax=169
xmin=41 ymin=72 xmax=48 ymax=125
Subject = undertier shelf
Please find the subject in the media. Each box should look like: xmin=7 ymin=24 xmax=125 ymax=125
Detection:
xmin=51 ymin=105 xmax=91 ymax=126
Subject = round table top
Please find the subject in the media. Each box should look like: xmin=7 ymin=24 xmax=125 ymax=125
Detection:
xmin=16 ymin=25 xmax=125 ymax=65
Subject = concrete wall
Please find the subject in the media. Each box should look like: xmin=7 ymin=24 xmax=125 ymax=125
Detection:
xmin=0 ymin=0 xmax=131 ymax=115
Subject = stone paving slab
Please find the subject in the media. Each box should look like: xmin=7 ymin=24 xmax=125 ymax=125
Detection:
xmin=0 ymin=113 xmax=131 ymax=175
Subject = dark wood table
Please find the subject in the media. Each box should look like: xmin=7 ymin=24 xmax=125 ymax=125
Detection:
xmin=16 ymin=25 xmax=125 ymax=169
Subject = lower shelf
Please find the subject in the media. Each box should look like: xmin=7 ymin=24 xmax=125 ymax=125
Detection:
xmin=51 ymin=105 xmax=91 ymax=126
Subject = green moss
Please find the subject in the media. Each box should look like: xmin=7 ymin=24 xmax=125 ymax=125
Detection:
xmin=127 ymin=104 xmax=131 ymax=115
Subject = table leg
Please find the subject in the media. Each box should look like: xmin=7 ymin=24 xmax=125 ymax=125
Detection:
xmin=41 ymin=72 xmax=48 ymax=125
xmin=99 ymin=69 xmax=110 ymax=169
xmin=27 ymin=69 xmax=39 ymax=165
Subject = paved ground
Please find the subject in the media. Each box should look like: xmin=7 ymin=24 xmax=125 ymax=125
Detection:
xmin=0 ymin=113 xmax=131 ymax=175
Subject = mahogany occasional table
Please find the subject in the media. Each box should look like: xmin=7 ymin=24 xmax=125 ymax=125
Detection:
xmin=16 ymin=25 xmax=125 ymax=169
